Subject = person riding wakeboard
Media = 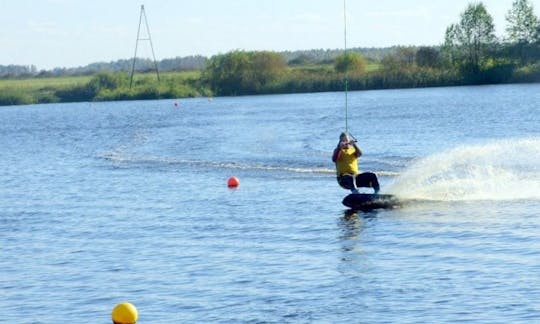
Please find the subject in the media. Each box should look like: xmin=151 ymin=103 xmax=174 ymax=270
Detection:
xmin=332 ymin=132 xmax=380 ymax=194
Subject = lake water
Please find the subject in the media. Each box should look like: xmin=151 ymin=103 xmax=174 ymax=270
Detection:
xmin=1 ymin=84 xmax=540 ymax=323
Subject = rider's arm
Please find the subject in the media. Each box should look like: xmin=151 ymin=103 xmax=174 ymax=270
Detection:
xmin=352 ymin=142 xmax=362 ymax=158
xmin=332 ymin=147 xmax=341 ymax=162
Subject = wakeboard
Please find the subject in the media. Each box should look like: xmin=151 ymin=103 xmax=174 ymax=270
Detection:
xmin=342 ymin=193 xmax=400 ymax=210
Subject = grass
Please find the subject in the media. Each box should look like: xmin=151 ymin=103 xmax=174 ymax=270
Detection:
xmin=129 ymin=70 xmax=201 ymax=84
xmin=0 ymin=63 xmax=387 ymax=106
xmin=0 ymin=71 xmax=205 ymax=106
xmin=289 ymin=62 xmax=380 ymax=74
xmin=0 ymin=71 xmax=202 ymax=91
xmin=0 ymin=64 xmax=378 ymax=93
xmin=0 ymin=75 xmax=92 ymax=92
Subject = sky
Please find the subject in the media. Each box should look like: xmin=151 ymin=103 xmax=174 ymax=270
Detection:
xmin=2 ymin=0 xmax=540 ymax=69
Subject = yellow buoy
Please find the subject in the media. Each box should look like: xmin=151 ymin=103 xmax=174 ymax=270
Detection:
xmin=112 ymin=302 xmax=138 ymax=324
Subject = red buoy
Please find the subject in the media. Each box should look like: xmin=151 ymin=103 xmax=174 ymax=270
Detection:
xmin=227 ymin=177 xmax=239 ymax=188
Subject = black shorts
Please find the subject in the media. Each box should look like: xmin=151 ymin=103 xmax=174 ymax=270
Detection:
xmin=337 ymin=172 xmax=380 ymax=190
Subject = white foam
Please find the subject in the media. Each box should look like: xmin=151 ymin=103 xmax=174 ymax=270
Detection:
xmin=387 ymin=138 xmax=540 ymax=201
xmin=101 ymin=152 xmax=337 ymax=174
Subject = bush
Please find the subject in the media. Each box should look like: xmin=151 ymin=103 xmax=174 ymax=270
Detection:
xmin=88 ymin=72 xmax=128 ymax=90
xmin=54 ymin=83 xmax=97 ymax=102
xmin=203 ymin=50 xmax=287 ymax=95
xmin=334 ymin=52 xmax=367 ymax=75
xmin=36 ymin=92 xmax=59 ymax=104
xmin=0 ymin=91 xmax=34 ymax=105
xmin=512 ymin=63 xmax=540 ymax=82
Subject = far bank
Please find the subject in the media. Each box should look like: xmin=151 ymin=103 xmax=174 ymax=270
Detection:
xmin=1 ymin=61 xmax=540 ymax=107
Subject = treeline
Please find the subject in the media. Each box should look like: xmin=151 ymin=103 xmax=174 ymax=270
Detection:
xmin=0 ymin=56 xmax=208 ymax=78
xmin=0 ymin=65 xmax=39 ymax=78
xmin=0 ymin=48 xmax=393 ymax=78
xmin=204 ymin=0 xmax=540 ymax=95
xmin=2 ymin=0 xmax=540 ymax=106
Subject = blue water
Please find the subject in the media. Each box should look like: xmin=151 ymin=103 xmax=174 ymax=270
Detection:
xmin=1 ymin=84 xmax=540 ymax=323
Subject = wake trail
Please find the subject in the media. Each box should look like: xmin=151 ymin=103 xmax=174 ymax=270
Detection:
xmin=101 ymin=151 xmax=338 ymax=175
xmin=386 ymin=138 xmax=540 ymax=202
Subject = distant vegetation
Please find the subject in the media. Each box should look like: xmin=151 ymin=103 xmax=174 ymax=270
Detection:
xmin=2 ymin=0 xmax=540 ymax=106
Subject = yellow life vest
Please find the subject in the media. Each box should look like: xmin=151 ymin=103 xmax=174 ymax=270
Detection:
xmin=336 ymin=147 xmax=359 ymax=175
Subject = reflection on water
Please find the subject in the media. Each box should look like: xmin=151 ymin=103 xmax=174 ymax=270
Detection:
xmin=338 ymin=210 xmax=379 ymax=262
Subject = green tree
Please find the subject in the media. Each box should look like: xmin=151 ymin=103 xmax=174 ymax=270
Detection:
xmin=204 ymin=51 xmax=250 ymax=95
xmin=380 ymin=47 xmax=417 ymax=71
xmin=203 ymin=50 xmax=286 ymax=95
xmin=395 ymin=47 xmax=416 ymax=66
xmin=442 ymin=24 xmax=460 ymax=67
xmin=334 ymin=52 xmax=366 ymax=75
xmin=251 ymin=51 xmax=287 ymax=86
xmin=505 ymin=0 xmax=539 ymax=43
xmin=505 ymin=0 xmax=540 ymax=65
xmin=416 ymin=47 xmax=441 ymax=68
xmin=443 ymin=2 xmax=496 ymax=73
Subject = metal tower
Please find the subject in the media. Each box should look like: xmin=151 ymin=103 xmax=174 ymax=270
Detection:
xmin=129 ymin=5 xmax=160 ymax=89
